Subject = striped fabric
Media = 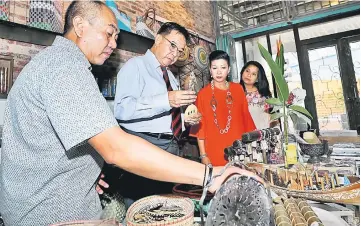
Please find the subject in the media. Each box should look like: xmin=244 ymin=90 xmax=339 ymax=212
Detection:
xmin=27 ymin=0 xmax=63 ymax=33
xmin=161 ymin=66 xmax=182 ymax=139
xmin=0 ymin=0 xmax=10 ymax=21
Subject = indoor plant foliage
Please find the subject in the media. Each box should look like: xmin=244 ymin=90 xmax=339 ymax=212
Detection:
xmin=258 ymin=39 xmax=313 ymax=157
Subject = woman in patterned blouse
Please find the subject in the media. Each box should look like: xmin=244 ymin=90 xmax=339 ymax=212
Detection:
xmin=240 ymin=61 xmax=275 ymax=129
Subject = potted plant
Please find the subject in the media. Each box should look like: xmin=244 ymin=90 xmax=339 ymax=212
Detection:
xmin=258 ymin=38 xmax=313 ymax=166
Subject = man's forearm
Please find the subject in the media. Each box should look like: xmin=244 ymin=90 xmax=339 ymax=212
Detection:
xmin=90 ymin=126 xmax=204 ymax=186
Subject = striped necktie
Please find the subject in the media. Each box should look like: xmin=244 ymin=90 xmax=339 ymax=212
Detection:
xmin=161 ymin=66 xmax=182 ymax=139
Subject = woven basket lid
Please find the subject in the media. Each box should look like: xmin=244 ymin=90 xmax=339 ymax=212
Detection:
xmin=126 ymin=195 xmax=194 ymax=226
xmin=193 ymin=45 xmax=208 ymax=71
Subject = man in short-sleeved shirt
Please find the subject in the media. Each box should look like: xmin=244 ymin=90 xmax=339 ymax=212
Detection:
xmin=0 ymin=36 xmax=118 ymax=225
xmin=0 ymin=2 xmax=262 ymax=225
xmin=0 ymin=2 xmax=119 ymax=225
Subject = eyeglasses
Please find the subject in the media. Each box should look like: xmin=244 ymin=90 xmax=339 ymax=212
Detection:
xmin=162 ymin=36 xmax=185 ymax=57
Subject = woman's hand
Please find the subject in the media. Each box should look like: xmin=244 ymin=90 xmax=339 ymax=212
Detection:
xmin=208 ymin=166 xmax=265 ymax=193
xmin=201 ymin=156 xmax=211 ymax=165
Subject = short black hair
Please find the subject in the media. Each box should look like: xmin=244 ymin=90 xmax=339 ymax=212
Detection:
xmin=208 ymin=50 xmax=230 ymax=67
xmin=240 ymin=61 xmax=272 ymax=98
xmin=157 ymin=22 xmax=190 ymax=43
xmin=63 ymin=1 xmax=106 ymax=35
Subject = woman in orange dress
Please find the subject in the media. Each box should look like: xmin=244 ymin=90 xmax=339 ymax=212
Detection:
xmin=190 ymin=50 xmax=256 ymax=166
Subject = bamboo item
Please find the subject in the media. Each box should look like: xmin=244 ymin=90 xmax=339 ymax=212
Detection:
xmin=315 ymin=173 xmax=319 ymax=183
xmin=330 ymin=174 xmax=335 ymax=189
xmin=284 ymin=198 xmax=307 ymax=226
xmin=296 ymin=199 xmax=324 ymax=226
xmin=274 ymin=204 xmax=292 ymax=226
xmin=300 ymin=175 xmax=304 ymax=191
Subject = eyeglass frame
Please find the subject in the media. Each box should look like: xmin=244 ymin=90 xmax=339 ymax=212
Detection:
xmin=162 ymin=35 xmax=185 ymax=57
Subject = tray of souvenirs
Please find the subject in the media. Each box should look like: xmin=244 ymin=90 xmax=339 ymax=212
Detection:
xmin=247 ymin=162 xmax=360 ymax=206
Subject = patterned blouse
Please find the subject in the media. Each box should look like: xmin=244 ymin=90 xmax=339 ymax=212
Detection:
xmin=246 ymin=90 xmax=271 ymax=129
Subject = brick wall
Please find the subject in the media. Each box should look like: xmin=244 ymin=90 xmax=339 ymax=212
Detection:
xmin=3 ymin=0 xmax=215 ymax=38
xmin=62 ymin=1 xmax=215 ymax=39
xmin=0 ymin=0 xmax=215 ymax=84
xmin=0 ymin=38 xmax=45 ymax=80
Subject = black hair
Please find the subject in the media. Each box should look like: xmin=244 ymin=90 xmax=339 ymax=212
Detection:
xmin=208 ymin=50 xmax=230 ymax=67
xmin=208 ymin=50 xmax=231 ymax=82
xmin=240 ymin=61 xmax=272 ymax=98
xmin=157 ymin=22 xmax=190 ymax=43
xmin=63 ymin=1 xmax=106 ymax=35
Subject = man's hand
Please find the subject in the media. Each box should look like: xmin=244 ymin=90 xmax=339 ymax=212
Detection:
xmin=96 ymin=174 xmax=109 ymax=195
xmin=168 ymin=90 xmax=196 ymax=108
xmin=208 ymin=166 xmax=265 ymax=193
xmin=184 ymin=112 xmax=202 ymax=126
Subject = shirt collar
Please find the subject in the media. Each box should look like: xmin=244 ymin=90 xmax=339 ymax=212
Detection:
xmin=52 ymin=36 xmax=92 ymax=71
xmin=145 ymin=49 xmax=163 ymax=70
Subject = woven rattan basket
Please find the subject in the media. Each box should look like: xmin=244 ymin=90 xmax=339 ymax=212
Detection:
xmin=126 ymin=195 xmax=194 ymax=226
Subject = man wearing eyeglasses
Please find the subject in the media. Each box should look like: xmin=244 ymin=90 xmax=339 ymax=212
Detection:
xmin=110 ymin=22 xmax=201 ymax=201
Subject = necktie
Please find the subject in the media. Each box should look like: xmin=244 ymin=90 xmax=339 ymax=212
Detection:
xmin=161 ymin=66 xmax=182 ymax=139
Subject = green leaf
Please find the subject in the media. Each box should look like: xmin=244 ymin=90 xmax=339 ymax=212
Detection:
xmin=289 ymin=105 xmax=313 ymax=119
xmin=278 ymin=44 xmax=285 ymax=74
xmin=289 ymin=111 xmax=312 ymax=126
xmin=270 ymin=112 xmax=284 ymax=121
xmin=258 ymin=43 xmax=289 ymax=102
xmin=266 ymin=98 xmax=283 ymax=106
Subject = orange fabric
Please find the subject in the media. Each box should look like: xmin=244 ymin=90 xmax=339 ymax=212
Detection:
xmin=190 ymin=82 xmax=256 ymax=166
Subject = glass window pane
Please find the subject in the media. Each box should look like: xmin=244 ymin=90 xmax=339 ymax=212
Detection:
xmin=308 ymin=46 xmax=349 ymax=131
xmin=270 ymin=29 xmax=302 ymax=97
xmin=299 ymin=15 xmax=360 ymax=40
